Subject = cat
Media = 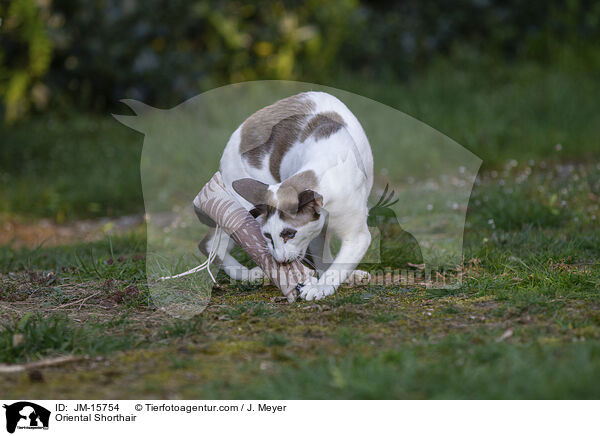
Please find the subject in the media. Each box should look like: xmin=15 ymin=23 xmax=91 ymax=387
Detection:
xmin=199 ymin=91 xmax=374 ymax=301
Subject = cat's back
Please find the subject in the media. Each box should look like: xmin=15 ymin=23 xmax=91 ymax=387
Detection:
xmin=220 ymin=91 xmax=372 ymax=187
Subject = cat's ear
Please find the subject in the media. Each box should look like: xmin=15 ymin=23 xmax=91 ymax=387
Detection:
xmin=232 ymin=178 xmax=269 ymax=205
xmin=298 ymin=189 xmax=323 ymax=214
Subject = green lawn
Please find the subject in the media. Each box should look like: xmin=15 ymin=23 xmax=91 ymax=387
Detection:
xmin=1 ymin=57 xmax=599 ymax=221
xmin=1 ymin=58 xmax=599 ymax=398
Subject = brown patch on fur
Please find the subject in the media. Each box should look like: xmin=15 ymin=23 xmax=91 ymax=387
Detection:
xmin=300 ymin=111 xmax=345 ymax=142
xmin=274 ymin=185 xmax=299 ymax=215
xmin=298 ymin=189 xmax=322 ymax=211
xmin=278 ymin=192 xmax=322 ymax=226
xmin=277 ymin=171 xmax=321 ymax=225
xmin=240 ymin=94 xmax=315 ymax=181
xmin=246 ymin=170 xmax=321 ymax=227
xmin=267 ymin=114 xmax=307 ymax=181
xmin=263 ymin=190 xmax=276 ymax=207
xmin=253 ymin=200 xmax=320 ymax=227
xmin=272 ymin=170 xmax=319 ymax=216
xmin=280 ymin=170 xmax=318 ymax=194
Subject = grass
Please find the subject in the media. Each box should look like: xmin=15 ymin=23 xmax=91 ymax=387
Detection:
xmin=204 ymin=341 xmax=600 ymax=399
xmin=0 ymin=313 xmax=139 ymax=364
xmin=0 ymin=56 xmax=599 ymax=398
xmin=0 ymin=230 xmax=146 ymax=282
xmin=337 ymin=51 xmax=600 ymax=167
xmin=1 ymin=211 xmax=598 ymax=397
xmin=0 ymin=114 xmax=143 ymax=221
xmin=1 ymin=56 xmax=599 ymax=221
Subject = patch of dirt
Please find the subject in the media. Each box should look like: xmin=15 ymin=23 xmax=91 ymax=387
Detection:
xmin=1 ymin=271 xmax=599 ymax=399
xmin=0 ymin=214 xmax=144 ymax=248
xmin=0 ymin=273 xmax=151 ymax=322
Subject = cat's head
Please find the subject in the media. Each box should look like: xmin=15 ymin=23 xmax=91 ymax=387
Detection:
xmin=232 ymin=171 xmax=325 ymax=263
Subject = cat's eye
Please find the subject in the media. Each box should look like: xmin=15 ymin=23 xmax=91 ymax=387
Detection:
xmin=263 ymin=233 xmax=273 ymax=243
xmin=280 ymin=229 xmax=297 ymax=242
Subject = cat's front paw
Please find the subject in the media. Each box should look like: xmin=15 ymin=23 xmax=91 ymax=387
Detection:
xmin=298 ymin=281 xmax=335 ymax=301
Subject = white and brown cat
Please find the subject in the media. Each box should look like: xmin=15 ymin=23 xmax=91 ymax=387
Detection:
xmin=199 ymin=91 xmax=373 ymax=301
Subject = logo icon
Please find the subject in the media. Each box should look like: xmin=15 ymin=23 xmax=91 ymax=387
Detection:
xmin=3 ymin=402 xmax=50 ymax=434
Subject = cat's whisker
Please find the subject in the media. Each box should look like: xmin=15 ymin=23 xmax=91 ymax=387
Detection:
xmin=300 ymin=257 xmax=318 ymax=270
xmin=286 ymin=249 xmax=327 ymax=261
xmin=283 ymin=250 xmax=324 ymax=271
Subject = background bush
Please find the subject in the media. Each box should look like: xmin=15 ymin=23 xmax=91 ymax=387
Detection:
xmin=1 ymin=0 xmax=600 ymax=122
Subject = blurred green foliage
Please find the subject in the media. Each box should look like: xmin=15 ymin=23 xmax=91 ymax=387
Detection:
xmin=1 ymin=57 xmax=599 ymax=221
xmin=1 ymin=0 xmax=599 ymax=121
xmin=0 ymin=0 xmax=53 ymax=123
xmin=2 ymin=0 xmax=358 ymax=118
xmin=344 ymin=0 xmax=600 ymax=76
